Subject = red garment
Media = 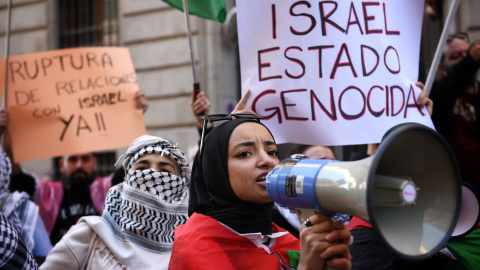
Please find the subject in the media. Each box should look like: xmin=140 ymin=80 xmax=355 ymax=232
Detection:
xmin=347 ymin=216 xmax=372 ymax=231
xmin=169 ymin=213 xmax=300 ymax=269
xmin=35 ymin=176 xmax=112 ymax=234
xmin=35 ymin=179 xmax=63 ymax=234
xmin=89 ymin=175 xmax=112 ymax=215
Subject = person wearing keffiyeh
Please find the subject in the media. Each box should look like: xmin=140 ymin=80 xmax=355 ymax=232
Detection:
xmin=41 ymin=135 xmax=191 ymax=270
xmin=0 ymin=211 xmax=39 ymax=270
xmin=0 ymin=146 xmax=52 ymax=265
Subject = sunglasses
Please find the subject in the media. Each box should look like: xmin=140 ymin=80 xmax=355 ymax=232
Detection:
xmin=199 ymin=113 xmax=264 ymax=158
xmin=447 ymin=32 xmax=470 ymax=43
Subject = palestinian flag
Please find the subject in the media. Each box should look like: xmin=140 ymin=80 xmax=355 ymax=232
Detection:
xmin=162 ymin=0 xmax=226 ymax=22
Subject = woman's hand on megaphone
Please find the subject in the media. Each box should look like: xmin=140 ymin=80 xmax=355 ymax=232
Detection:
xmin=297 ymin=214 xmax=352 ymax=270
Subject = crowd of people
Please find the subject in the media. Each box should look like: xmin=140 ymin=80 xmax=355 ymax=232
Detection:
xmin=0 ymin=31 xmax=479 ymax=270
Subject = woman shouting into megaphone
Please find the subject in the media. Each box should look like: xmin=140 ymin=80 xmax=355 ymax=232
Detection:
xmin=169 ymin=113 xmax=352 ymax=270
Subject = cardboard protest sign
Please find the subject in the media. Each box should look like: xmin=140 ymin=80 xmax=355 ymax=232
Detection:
xmin=237 ymin=0 xmax=432 ymax=146
xmin=0 ymin=47 xmax=146 ymax=162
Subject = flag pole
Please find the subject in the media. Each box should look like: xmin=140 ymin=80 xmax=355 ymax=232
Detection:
xmin=182 ymin=0 xmax=202 ymax=99
xmin=425 ymin=0 xmax=461 ymax=95
xmin=3 ymin=0 xmax=12 ymax=109
xmin=2 ymin=0 xmax=12 ymax=149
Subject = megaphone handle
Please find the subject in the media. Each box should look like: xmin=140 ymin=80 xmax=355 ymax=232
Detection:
xmin=295 ymin=208 xmax=318 ymax=224
xmin=295 ymin=208 xmax=341 ymax=270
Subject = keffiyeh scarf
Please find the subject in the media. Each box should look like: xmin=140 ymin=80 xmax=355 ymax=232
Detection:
xmin=0 ymin=212 xmax=38 ymax=270
xmin=0 ymin=147 xmax=38 ymax=251
xmin=102 ymin=135 xmax=190 ymax=253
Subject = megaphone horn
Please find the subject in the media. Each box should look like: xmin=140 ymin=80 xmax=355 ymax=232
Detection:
xmin=266 ymin=123 xmax=461 ymax=261
xmin=451 ymin=182 xmax=480 ymax=239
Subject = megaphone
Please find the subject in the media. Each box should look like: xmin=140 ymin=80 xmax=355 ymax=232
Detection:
xmin=266 ymin=123 xmax=461 ymax=261
xmin=451 ymin=182 xmax=480 ymax=239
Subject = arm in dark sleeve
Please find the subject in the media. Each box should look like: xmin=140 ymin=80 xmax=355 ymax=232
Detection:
xmin=430 ymin=54 xmax=480 ymax=134
xmin=9 ymin=170 xmax=37 ymax=201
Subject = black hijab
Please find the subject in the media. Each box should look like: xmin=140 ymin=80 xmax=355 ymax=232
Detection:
xmin=188 ymin=118 xmax=275 ymax=235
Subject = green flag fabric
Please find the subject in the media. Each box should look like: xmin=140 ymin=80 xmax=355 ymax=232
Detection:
xmin=447 ymin=228 xmax=480 ymax=270
xmin=162 ymin=0 xmax=226 ymax=22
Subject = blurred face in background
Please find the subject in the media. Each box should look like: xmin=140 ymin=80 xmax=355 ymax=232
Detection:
xmin=443 ymin=37 xmax=470 ymax=75
xmin=303 ymin=145 xmax=335 ymax=160
xmin=59 ymin=153 xmax=97 ymax=187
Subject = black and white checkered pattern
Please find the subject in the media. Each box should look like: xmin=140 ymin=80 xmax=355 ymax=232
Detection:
xmin=0 ymin=212 xmax=39 ymax=270
xmin=126 ymin=169 xmax=187 ymax=204
xmin=126 ymin=141 xmax=190 ymax=182
xmin=0 ymin=147 xmax=37 ymax=251
xmin=0 ymin=146 xmax=12 ymax=204
xmin=103 ymin=137 xmax=190 ymax=253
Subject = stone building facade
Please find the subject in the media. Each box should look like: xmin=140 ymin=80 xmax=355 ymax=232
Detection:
xmin=0 ymin=0 xmax=238 ymax=176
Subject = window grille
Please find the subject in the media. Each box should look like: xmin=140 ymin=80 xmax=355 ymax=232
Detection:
xmin=58 ymin=0 xmax=118 ymax=48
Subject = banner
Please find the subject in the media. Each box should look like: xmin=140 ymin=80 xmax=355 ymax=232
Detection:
xmin=237 ymin=0 xmax=431 ymax=146
xmin=0 ymin=47 xmax=146 ymax=162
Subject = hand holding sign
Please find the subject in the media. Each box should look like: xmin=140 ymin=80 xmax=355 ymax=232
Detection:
xmin=416 ymin=82 xmax=433 ymax=116
xmin=135 ymin=90 xmax=149 ymax=113
xmin=0 ymin=109 xmax=9 ymax=133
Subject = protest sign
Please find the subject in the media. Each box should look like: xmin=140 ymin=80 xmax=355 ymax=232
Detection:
xmin=0 ymin=47 xmax=146 ymax=162
xmin=237 ymin=0 xmax=431 ymax=146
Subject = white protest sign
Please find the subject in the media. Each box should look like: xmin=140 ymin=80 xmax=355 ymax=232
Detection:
xmin=237 ymin=0 xmax=431 ymax=145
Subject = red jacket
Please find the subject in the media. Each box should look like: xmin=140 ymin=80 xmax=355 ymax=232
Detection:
xmin=169 ymin=213 xmax=300 ymax=269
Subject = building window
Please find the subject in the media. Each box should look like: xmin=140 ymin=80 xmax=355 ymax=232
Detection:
xmin=57 ymin=0 xmax=118 ymax=48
